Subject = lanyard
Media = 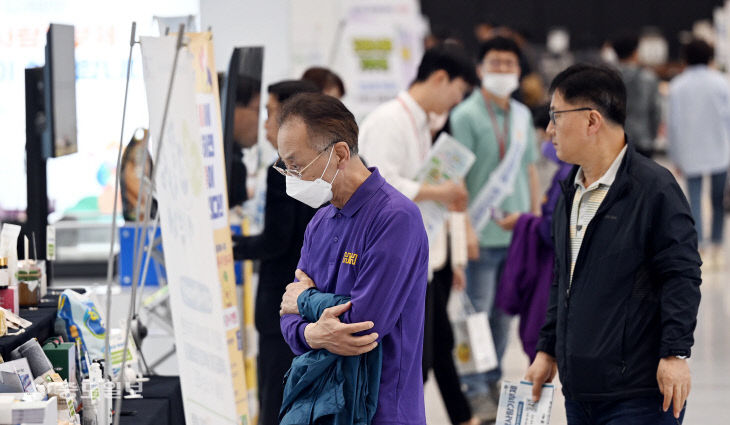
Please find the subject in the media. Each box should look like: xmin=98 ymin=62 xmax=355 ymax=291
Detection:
xmin=397 ymin=96 xmax=429 ymax=161
xmin=484 ymin=98 xmax=510 ymax=160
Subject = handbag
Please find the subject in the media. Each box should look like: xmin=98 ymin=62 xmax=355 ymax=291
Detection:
xmin=448 ymin=290 xmax=498 ymax=375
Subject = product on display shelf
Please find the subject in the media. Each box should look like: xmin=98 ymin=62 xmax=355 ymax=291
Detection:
xmin=0 ymin=224 xmax=21 ymax=288
xmin=0 ymin=258 xmax=12 ymax=316
xmin=0 ymin=307 xmax=32 ymax=336
xmin=106 ymin=327 xmax=140 ymax=379
xmin=9 ymin=338 xmax=62 ymax=387
xmin=0 ymin=371 xmax=24 ymax=393
xmin=17 ymin=259 xmax=42 ymax=307
xmin=0 ymin=256 xmax=19 ymax=314
xmin=42 ymin=340 xmax=77 ymax=384
xmin=46 ymin=381 xmax=79 ymax=424
xmin=0 ymin=394 xmax=57 ymax=425
xmin=495 ymin=381 xmax=554 ymax=425
xmin=0 ymin=285 xmax=18 ymax=316
xmin=81 ymin=363 xmax=107 ymax=425
xmin=0 ymin=258 xmax=8 ymax=287
xmin=57 ymin=290 xmax=107 ymax=375
xmin=0 ymin=358 xmax=37 ymax=392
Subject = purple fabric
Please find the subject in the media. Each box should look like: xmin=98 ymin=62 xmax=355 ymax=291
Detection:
xmin=541 ymin=140 xmax=560 ymax=164
xmin=538 ymin=162 xmax=575 ymax=246
xmin=280 ymin=168 xmax=429 ymax=425
xmin=497 ymin=162 xmax=573 ymax=361
xmin=497 ymin=214 xmax=553 ymax=362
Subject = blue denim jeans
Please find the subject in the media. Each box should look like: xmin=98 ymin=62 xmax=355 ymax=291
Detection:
xmin=565 ymin=396 xmax=685 ymax=425
xmin=686 ymin=171 xmax=727 ymax=245
xmin=461 ymin=246 xmax=512 ymax=398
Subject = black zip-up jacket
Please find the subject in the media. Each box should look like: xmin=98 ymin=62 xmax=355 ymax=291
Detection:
xmin=232 ymin=162 xmax=317 ymax=335
xmin=535 ymin=143 xmax=702 ymax=401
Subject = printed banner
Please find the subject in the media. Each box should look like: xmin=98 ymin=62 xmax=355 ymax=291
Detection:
xmin=140 ymin=33 xmax=248 ymax=425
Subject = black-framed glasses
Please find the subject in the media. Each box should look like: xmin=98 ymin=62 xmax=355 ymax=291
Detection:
xmin=549 ymin=107 xmax=594 ymax=125
xmin=273 ymin=141 xmax=338 ymax=178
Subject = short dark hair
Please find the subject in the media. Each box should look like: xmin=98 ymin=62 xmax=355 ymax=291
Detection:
xmin=478 ymin=36 xmax=521 ymax=62
xmin=268 ymin=80 xmax=320 ymax=104
xmin=683 ymin=39 xmax=714 ymax=65
xmin=549 ymin=64 xmax=626 ymax=126
xmin=414 ymin=43 xmax=479 ymax=86
xmin=531 ymin=104 xmax=551 ymax=130
xmin=612 ymin=34 xmax=639 ymax=60
xmin=279 ymin=93 xmax=359 ymax=154
xmin=235 ymin=75 xmax=261 ymax=107
xmin=302 ymin=67 xmax=346 ymax=97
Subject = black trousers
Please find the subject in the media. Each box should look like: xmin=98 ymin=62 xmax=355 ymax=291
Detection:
xmin=257 ymin=332 xmax=295 ymax=425
xmin=422 ymin=265 xmax=472 ymax=425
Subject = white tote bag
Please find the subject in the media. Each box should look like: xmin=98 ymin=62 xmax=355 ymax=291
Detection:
xmin=448 ymin=291 xmax=498 ymax=375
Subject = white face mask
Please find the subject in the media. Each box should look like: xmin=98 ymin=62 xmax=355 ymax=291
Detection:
xmin=481 ymin=71 xmax=519 ymax=98
xmin=428 ymin=111 xmax=449 ymax=133
xmin=285 ymin=148 xmax=339 ymax=208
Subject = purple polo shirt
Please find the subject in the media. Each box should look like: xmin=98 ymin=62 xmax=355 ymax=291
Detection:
xmin=280 ymin=168 xmax=428 ymax=425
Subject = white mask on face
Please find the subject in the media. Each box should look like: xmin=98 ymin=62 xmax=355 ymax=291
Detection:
xmin=481 ymin=71 xmax=520 ymax=98
xmin=285 ymin=148 xmax=339 ymax=208
xmin=428 ymin=111 xmax=449 ymax=133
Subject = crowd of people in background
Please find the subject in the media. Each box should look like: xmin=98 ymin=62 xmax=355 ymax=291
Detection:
xmin=207 ymin=21 xmax=713 ymax=425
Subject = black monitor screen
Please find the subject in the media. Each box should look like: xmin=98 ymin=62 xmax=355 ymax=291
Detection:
xmin=221 ymin=46 xmax=263 ymax=208
xmin=43 ymin=23 xmax=77 ymax=158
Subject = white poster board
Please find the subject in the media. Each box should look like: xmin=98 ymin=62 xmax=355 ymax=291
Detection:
xmin=140 ymin=34 xmax=248 ymax=425
xmin=290 ymin=0 xmax=427 ymax=121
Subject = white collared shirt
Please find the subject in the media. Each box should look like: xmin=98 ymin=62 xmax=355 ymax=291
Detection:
xmin=359 ymin=91 xmax=432 ymax=200
xmin=569 ymin=145 xmax=627 ymax=281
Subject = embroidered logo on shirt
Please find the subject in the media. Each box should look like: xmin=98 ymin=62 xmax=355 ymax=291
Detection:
xmin=342 ymin=252 xmax=358 ymax=265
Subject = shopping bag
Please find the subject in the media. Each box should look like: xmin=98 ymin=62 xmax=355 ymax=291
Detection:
xmin=448 ymin=291 xmax=498 ymax=375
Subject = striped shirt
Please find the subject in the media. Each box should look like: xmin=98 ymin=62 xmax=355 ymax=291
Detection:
xmin=569 ymin=146 xmax=627 ymax=283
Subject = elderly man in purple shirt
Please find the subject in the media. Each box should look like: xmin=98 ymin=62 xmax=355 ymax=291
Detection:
xmin=276 ymin=92 xmax=429 ymax=424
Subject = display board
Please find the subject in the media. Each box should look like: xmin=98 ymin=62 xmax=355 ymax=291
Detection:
xmin=140 ymin=33 xmax=248 ymax=425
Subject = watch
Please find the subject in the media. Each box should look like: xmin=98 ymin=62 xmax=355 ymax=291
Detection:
xmin=674 ymin=355 xmax=688 ymax=360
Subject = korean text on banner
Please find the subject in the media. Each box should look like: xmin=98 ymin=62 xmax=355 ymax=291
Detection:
xmin=140 ymin=33 xmax=248 ymax=425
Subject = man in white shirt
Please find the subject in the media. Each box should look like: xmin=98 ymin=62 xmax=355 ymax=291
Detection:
xmin=359 ymin=44 xmax=477 ymax=207
xmin=359 ymin=43 xmax=481 ymax=425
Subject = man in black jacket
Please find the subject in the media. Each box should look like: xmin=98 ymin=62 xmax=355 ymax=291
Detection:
xmin=232 ymin=79 xmax=319 ymax=425
xmin=525 ymin=64 xmax=701 ymax=424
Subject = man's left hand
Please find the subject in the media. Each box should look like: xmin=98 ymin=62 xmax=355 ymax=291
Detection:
xmin=657 ymin=357 xmax=691 ymax=418
xmin=497 ymin=212 xmax=522 ymax=231
xmin=279 ymin=269 xmax=316 ymax=316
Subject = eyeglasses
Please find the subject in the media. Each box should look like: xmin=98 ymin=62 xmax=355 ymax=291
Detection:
xmin=273 ymin=141 xmax=338 ymax=178
xmin=549 ymin=107 xmax=594 ymax=125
